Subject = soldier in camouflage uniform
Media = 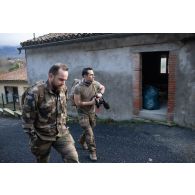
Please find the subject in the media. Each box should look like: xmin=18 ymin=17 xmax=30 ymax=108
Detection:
xmin=22 ymin=63 xmax=79 ymax=163
xmin=74 ymin=67 xmax=105 ymax=161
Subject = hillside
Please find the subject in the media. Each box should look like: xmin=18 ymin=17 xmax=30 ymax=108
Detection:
xmin=0 ymin=46 xmax=25 ymax=73
xmin=0 ymin=46 xmax=24 ymax=59
xmin=0 ymin=58 xmax=25 ymax=73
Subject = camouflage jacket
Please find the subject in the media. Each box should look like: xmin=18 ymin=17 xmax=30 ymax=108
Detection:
xmin=22 ymin=81 xmax=68 ymax=141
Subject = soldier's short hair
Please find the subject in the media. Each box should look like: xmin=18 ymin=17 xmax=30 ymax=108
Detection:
xmin=82 ymin=67 xmax=93 ymax=77
xmin=49 ymin=63 xmax=69 ymax=75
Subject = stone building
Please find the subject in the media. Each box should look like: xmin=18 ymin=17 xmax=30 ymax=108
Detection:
xmin=0 ymin=66 xmax=28 ymax=106
xmin=19 ymin=33 xmax=195 ymax=129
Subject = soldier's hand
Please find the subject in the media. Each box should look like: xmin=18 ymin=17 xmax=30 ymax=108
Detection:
xmin=96 ymin=93 xmax=103 ymax=98
xmin=90 ymin=97 xmax=96 ymax=105
xmin=27 ymin=129 xmax=37 ymax=140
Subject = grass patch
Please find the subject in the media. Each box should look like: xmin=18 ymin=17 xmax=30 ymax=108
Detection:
xmin=8 ymin=63 xmax=20 ymax=71
xmin=67 ymin=115 xmax=178 ymax=127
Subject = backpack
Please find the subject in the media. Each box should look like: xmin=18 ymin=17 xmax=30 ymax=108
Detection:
xmin=21 ymin=81 xmax=45 ymax=109
xmin=69 ymin=79 xmax=82 ymax=106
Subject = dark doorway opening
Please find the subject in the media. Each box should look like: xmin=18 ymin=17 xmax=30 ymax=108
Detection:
xmin=4 ymin=86 xmax=19 ymax=103
xmin=140 ymin=51 xmax=169 ymax=120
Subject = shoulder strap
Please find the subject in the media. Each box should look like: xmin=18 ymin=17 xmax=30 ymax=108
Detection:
xmin=92 ymin=82 xmax=97 ymax=95
xmin=33 ymin=81 xmax=45 ymax=107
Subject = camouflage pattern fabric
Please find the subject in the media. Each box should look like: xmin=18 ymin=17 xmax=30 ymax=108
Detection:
xmin=30 ymin=131 xmax=79 ymax=163
xmin=74 ymin=80 xmax=102 ymax=153
xmin=22 ymin=81 xmax=68 ymax=141
xmin=78 ymin=113 xmax=96 ymax=153
xmin=22 ymin=80 xmax=79 ymax=163
xmin=74 ymin=80 xmax=101 ymax=114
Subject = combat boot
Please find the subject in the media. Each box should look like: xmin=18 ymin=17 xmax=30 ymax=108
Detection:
xmin=89 ymin=152 xmax=97 ymax=161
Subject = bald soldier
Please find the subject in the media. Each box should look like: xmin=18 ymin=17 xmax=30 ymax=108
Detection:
xmin=22 ymin=63 xmax=79 ymax=163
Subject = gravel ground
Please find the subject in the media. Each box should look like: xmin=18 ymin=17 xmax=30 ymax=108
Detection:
xmin=0 ymin=116 xmax=195 ymax=163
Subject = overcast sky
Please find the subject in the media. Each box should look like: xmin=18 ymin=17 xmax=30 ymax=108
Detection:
xmin=0 ymin=33 xmax=47 ymax=46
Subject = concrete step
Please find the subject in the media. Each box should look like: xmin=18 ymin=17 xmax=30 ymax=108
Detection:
xmin=139 ymin=109 xmax=167 ymax=121
xmin=0 ymin=107 xmax=22 ymax=117
xmin=3 ymin=108 xmax=15 ymax=116
xmin=14 ymin=110 xmax=22 ymax=117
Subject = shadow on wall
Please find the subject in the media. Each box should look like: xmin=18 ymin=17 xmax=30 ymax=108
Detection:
xmin=67 ymin=70 xmax=133 ymax=120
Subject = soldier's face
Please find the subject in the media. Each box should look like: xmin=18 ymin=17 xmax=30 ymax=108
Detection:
xmin=50 ymin=68 xmax=68 ymax=92
xmin=85 ymin=70 xmax=95 ymax=82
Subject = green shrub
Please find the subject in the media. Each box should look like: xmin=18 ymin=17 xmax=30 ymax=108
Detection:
xmin=8 ymin=63 xmax=20 ymax=71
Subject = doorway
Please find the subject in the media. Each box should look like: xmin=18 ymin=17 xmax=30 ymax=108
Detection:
xmin=4 ymin=86 xmax=19 ymax=103
xmin=140 ymin=52 xmax=169 ymax=120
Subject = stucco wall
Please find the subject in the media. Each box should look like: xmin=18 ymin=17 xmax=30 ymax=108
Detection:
xmin=174 ymin=41 xmax=195 ymax=129
xmin=24 ymin=34 xmax=195 ymax=127
xmin=0 ymin=82 xmax=29 ymax=104
xmin=26 ymin=42 xmax=133 ymax=120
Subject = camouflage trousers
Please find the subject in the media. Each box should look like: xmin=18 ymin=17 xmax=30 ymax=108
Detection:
xmin=29 ymin=132 xmax=79 ymax=163
xmin=78 ymin=113 xmax=96 ymax=153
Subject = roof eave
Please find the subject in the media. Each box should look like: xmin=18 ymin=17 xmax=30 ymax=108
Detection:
xmin=19 ymin=33 xmax=137 ymax=50
xmin=0 ymin=80 xmax=28 ymax=82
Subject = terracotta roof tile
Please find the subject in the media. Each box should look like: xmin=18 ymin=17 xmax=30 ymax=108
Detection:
xmin=20 ymin=33 xmax=110 ymax=47
xmin=0 ymin=67 xmax=27 ymax=81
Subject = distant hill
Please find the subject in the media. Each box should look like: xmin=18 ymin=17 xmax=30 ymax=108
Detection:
xmin=0 ymin=46 xmax=24 ymax=59
xmin=0 ymin=46 xmax=25 ymax=73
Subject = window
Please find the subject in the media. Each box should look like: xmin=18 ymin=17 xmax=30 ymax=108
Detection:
xmin=160 ymin=56 xmax=167 ymax=74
